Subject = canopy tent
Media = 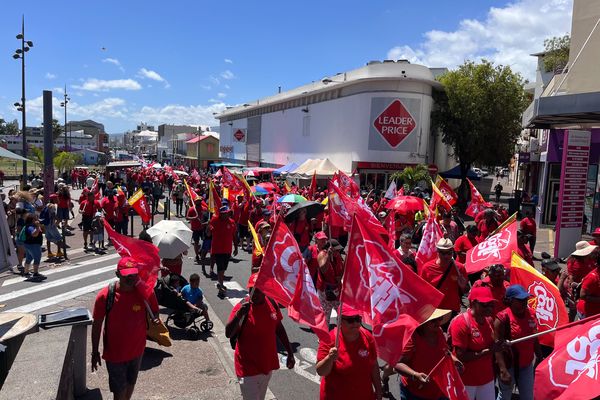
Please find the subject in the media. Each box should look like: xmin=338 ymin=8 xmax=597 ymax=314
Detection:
xmin=273 ymin=162 xmax=299 ymax=176
xmin=135 ymin=130 xmax=159 ymax=138
xmin=0 ymin=146 xmax=35 ymax=163
xmin=288 ymin=158 xmax=344 ymax=179
xmin=439 ymin=165 xmax=481 ymax=181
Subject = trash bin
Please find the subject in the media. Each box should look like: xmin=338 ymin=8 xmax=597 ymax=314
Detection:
xmin=508 ymin=198 xmax=521 ymax=216
xmin=38 ymin=307 xmax=91 ymax=329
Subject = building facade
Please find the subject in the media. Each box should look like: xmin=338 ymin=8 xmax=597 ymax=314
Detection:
xmin=216 ymin=61 xmax=453 ymax=189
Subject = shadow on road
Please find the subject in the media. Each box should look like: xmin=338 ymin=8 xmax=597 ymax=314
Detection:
xmin=140 ymin=347 xmax=173 ymax=371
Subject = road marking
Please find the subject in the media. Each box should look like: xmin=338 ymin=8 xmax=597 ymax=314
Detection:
xmin=2 ymin=253 xmax=120 ymax=287
xmin=278 ymin=353 xmax=321 ymax=384
xmin=8 ymin=278 xmax=115 ymax=313
xmin=223 ymin=281 xmax=247 ymax=306
xmin=0 ymin=264 xmax=116 ymax=303
xmin=299 ymin=347 xmax=318 ymax=364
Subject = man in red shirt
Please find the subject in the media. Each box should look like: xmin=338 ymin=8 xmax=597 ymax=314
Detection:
xmin=519 ymin=210 xmax=537 ymax=254
xmin=226 ymin=274 xmax=294 ymax=399
xmin=454 ymin=225 xmax=479 ymax=264
xmin=187 ymin=198 xmax=207 ymax=266
xmin=477 ymin=210 xmax=498 ymax=242
xmin=420 ymin=238 xmax=468 ymax=313
xmin=516 ymin=229 xmax=534 ymax=266
xmin=91 ymin=257 xmax=159 ymax=399
xmin=471 ymin=263 xmax=509 ymax=316
xmin=79 ymin=191 xmax=100 ymax=249
xmin=210 ymin=205 xmax=238 ymax=297
xmin=100 ymin=190 xmax=117 ymax=228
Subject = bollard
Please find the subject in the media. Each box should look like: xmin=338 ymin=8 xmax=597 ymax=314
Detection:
xmin=72 ymin=324 xmax=87 ymax=396
xmin=130 ymin=214 xmax=134 ymax=237
xmin=61 ymin=223 xmax=68 ymax=260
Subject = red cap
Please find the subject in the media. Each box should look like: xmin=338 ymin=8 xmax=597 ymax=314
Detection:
xmin=593 ymin=228 xmax=600 ymax=236
xmin=247 ymin=273 xmax=258 ymax=288
xmin=468 ymin=286 xmax=496 ymax=303
xmin=314 ymin=231 xmax=327 ymax=240
xmin=341 ymin=304 xmax=361 ymax=317
xmin=49 ymin=193 xmax=58 ymax=200
xmin=117 ymin=257 xmax=139 ymax=276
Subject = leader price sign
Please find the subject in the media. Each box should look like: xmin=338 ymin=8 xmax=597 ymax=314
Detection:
xmin=369 ymin=98 xmax=421 ymax=151
xmin=233 ymin=129 xmax=246 ymax=142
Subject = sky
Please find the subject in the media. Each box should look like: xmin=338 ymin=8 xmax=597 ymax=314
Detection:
xmin=0 ymin=0 xmax=573 ymax=134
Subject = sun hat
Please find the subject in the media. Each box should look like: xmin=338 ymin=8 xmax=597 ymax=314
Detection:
xmin=117 ymin=257 xmax=139 ymax=276
xmin=314 ymin=231 xmax=327 ymax=240
xmin=420 ymin=308 xmax=452 ymax=326
xmin=256 ymin=221 xmax=271 ymax=232
xmin=541 ymin=258 xmax=561 ymax=272
xmin=505 ymin=284 xmax=532 ymax=300
xmin=571 ymin=241 xmax=597 ymax=257
xmin=468 ymin=286 xmax=496 ymax=303
xmin=436 ymin=238 xmax=453 ymax=251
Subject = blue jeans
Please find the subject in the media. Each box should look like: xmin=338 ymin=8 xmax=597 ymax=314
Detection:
xmin=497 ymin=363 xmax=534 ymax=400
xmin=24 ymin=243 xmax=42 ymax=265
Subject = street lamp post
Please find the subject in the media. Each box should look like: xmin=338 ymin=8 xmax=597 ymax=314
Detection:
xmin=60 ymin=85 xmax=70 ymax=151
xmin=12 ymin=15 xmax=33 ymax=189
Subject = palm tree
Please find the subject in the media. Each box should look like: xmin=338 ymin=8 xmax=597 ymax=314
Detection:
xmin=390 ymin=164 xmax=429 ymax=192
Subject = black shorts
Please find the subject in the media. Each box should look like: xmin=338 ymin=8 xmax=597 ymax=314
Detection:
xmin=192 ymin=230 xmax=202 ymax=244
xmin=106 ymin=356 xmax=142 ymax=394
xmin=82 ymin=215 xmax=93 ymax=232
xmin=214 ymin=253 xmax=231 ymax=272
xmin=238 ymin=224 xmax=249 ymax=238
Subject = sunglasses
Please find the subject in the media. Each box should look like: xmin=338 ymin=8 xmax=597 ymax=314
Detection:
xmin=342 ymin=316 xmax=362 ymax=324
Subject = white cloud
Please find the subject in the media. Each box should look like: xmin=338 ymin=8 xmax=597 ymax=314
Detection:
xmin=132 ymin=102 xmax=227 ymax=126
xmin=209 ymin=75 xmax=220 ymax=85
xmin=224 ymin=58 xmax=233 ymax=64
xmin=102 ymin=58 xmax=125 ymax=72
xmin=220 ymin=70 xmax=235 ymax=80
xmin=52 ymin=87 xmax=65 ymax=95
xmin=45 ymin=72 xmax=56 ymax=80
xmin=217 ymin=92 xmax=227 ymax=98
xmin=224 ymin=84 xmax=230 ymax=90
xmin=200 ymin=85 xmax=212 ymax=90
xmin=386 ymin=0 xmax=573 ymax=80
xmin=137 ymin=68 xmax=170 ymax=88
xmin=21 ymin=96 xmax=129 ymax=125
xmin=72 ymin=78 xmax=142 ymax=92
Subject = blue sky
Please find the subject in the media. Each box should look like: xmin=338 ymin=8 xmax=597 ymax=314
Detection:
xmin=0 ymin=0 xmax=573 ymax=134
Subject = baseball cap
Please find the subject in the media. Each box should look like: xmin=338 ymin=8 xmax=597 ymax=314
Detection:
xmin=505 ymin=284 xmax=532 ymax=300
xmin=541 ymin=258 xmax=561 ymax=271
xmin=117 ymin=257 xmax=139 ymax=276
xmin=341 ymin=304 xmax=361 ymax=317
xmin=49 ymin=193 xmax=58 ymax=200
xmin=593 ymin=228 xmax=600 ymax=236
xmin=219 ymin=205 xmax=230 ymax=213
xmin=314 ymin=231 xmax=327 ymax=240
xmin=468 ymin=286 xmax=496 ymax=303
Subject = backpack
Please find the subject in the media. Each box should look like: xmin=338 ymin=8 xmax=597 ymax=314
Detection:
xmin=39 ymin=206 xmax=51 ymax=226
xmin=17 ymin=226 xmax=27 ymax=242
xmin=103 ymin=282 xmax=117 ymax=348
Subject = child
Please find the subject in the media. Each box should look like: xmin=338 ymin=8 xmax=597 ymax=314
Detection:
xmin=90 ymin=212 xmax=105 ymax=252
xmin=181 ymin=273 xmax=211 ymax=322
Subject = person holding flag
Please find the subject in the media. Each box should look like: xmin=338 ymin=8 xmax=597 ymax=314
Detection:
xmin=454 ymin=225 xmax=478 ymax=264
xmin=210 ymin=205 xmax=238 ymax=297
xmin=79 ymin=191 xmax=101 ymax=250
xmin=225 ymin=274 xmax=294 ymax=400
xmin=316 ymin=304 xmax=382 ymax=400
xmin=494 ymin=284 xmax=542 ymax=400
xmin=187 ymin=197 xmax=208 ymax=265
xmin=316 ymin=239 xmax=345 ymax=324
xmin=471 ymin=264 xmax=509 ymax=316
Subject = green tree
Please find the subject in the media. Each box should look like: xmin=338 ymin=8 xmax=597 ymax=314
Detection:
xmin=29 ymin=146 xmax=44 ymax=164
xmin=433 ymin=60 xmax=528 ymax=204
xmin=54 ymin=151 xmax=82 ymax=173
xmin=543 ymin=34 xmax=570 ymax=73
xmin=390 ymin=164 xmax=429 ymax=192
xmin=0 ymin=118 xmax=20 ymax=136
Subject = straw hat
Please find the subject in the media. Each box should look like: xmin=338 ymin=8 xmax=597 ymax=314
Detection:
xmin=420 ymin=308 xmax=452 ymax=326
xmin=571 ymin=241 xmax=597 ymax=257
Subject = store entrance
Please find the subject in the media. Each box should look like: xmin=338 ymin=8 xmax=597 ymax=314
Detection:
xmin=359 ymin=171 xmax=392 ymax=191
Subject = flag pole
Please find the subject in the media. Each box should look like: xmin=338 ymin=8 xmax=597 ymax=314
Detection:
xmin=425 ymin=352 xmax=449 ymax=380
xmin=507 ymin=314 xmax=600 ymax=345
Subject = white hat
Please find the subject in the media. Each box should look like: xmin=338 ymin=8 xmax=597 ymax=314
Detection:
xmin=572 ymin=241 xmax=597 ymax=257
xmin=436 ymin=238 xmax=453 ymax=251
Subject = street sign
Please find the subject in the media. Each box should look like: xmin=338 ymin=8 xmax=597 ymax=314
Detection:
xmin=372 ymin=100 xmax=416 ymax=148
xmin=233 ymin=129 xmax=246 ymax=142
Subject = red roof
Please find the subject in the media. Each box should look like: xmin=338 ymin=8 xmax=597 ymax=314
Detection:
xmin=186 ymin=135 xmax=212 ymax=144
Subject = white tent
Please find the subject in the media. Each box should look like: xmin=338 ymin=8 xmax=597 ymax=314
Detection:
xmin=0 ymin=146 xmax=34 ymax=163
xmin=0 ymin=203 xmax=18 ymax=271
xmin=288 ymin=158 xmax=344 ymax=179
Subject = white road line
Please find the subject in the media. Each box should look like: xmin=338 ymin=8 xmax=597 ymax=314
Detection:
xmin=7 ymin=278 xmax=115 ymax=313
xmin=3 ymin=253 xmax=120 ymax=287
xmin=223 ymin=281 xmax=247 ymax=306
xmin=0 ymin=264 xmax=117 ymax=303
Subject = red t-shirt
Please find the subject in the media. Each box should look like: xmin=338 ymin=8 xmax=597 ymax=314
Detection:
xmin=472 ymin=277 xmax=509 ymax=316
xmin=520 ymin=218 xmax=536 ymax=237
xmin=496 ymin=307 xmax=537 ymax=368
xmin=317 ymin=328 xmax=377 ymax=400
xmin=516 ymin=243 xmax=534 ymax=266
xmin=454 ymin=235 xmax=478 ymax=264
xmin=420 ymin=260 xmax=467 ymax=312
xmin=92 ymin=285 xmax=159 ymax=363
xmin=568 ymin=257 xmax=595 ymax=283
xmin=239 ymin=202 xmax=250 ymax=226
xmin=229 ymin=297 xmax=282 ymax=377
xmin=306 ymin=245 xmax=320 ymax=280
xmin=57 ymin=193 xmax=70 ymax=209
xmin=400 ymin=329 xmax=448 ymax=398
xmin=449 ymin=311 xmax=495 ymax=386
xmin=288 ymin=219 xmax=310 ymax=249
xmin=209 ymin=216 xmax=237 ymax=255
xmin=477 ymin=219 xmax=498 ymax=242
xmin=100 ymin=197 xmax=116 ymax=221
xmin=316 ymin=251 xmax=344 ymax=292
xmin=187 ymin=206 xmax=203 ymax=231
xmin=114 ymin=202 xmax=130 ymax=223
xmin=79 ymin=199 xmax=100 ymax=217
xmin=577 ymin=270 xmax=600 ymax=317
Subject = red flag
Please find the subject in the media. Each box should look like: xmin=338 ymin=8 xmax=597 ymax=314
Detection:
xmin=309 ymin=171 xmax=317 ymax=199
xmin=465 ymin=221 xmax=518 ymax=274
xmin=535 ymin=316 xmax=600 ymax=400
xmin=398 ymin=185 xmax=405 ymax=196
xmin=255 ymin=219 xmax=330 ymax=341
xmin=91 ymin=177 xmax=101 ymax=200
xmin=430 ymin=180 xmax=453 ymax=213
xmin=415 ymin=213 xmax=444 ymax=272
xmin=511 ymin=253 xmax=569 ymax=347
xmin=184 ymin=179 xmax=200 ymax=203
xmin=342 ymin=215 xmax=443 ymax=365
xmin=383 ymin=210 xmax=397 ymax=249
xmin=435 ymin=176 xmax=458 ymax=206
xmin=103 ymin=220 xmax=160 ymax=299
xmin=430 ymin=353 xmax=469 ymax=400
xmin=337 ymin=170 xmax=360 ymax=198
xmin=466 ymin=179 xmax=492 ymax=217
xmin=128 ymin=189 xmax=151 ymax=225
xmin=221 ymin=167 xmax=244 ymax=192
xmin=328 ymin=181 xmax=386 ymax=236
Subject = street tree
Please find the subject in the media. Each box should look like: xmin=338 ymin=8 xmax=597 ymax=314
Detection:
xmin=433 ymin=60 xmax=528 ymax=204
xmin=0 ymin=118 xmax=20 ymax=136
xmin=543 ymin=34 xmax=570 ymax=73
xmin=391 ymin=164 xmax=429 ymax=192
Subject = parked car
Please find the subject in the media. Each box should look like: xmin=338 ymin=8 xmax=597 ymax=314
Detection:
xmin=472 ymin=167 xmax=484 ymax=178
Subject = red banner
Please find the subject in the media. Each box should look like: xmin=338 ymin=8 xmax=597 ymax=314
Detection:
xmin=128 ymin=189 xmax=151 ymax=225
xmin=430 ymin=353 xmax=469 ymax=400
xmin=435 ymin=176 xmax=458 ymax=206
xmin=415 ymin=213 xmax=444 ymax=272
xmin=465 ymin=221 xmax=518 ymax=274
xmin=466 ymin=179 xmax=492 ymax=217
xmin=337 ymin=170 xmax=360 ymax=198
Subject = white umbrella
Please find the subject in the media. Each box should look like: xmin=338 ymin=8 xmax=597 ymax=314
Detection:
xmin=174 ymin=170 xmax=189 ymax=176
xmin=152 ymin=163 xmax=163 ymax=169
xmin=146 ymin=220 xmax=192 ymax=259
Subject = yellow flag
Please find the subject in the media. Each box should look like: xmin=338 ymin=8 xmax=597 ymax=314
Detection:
xmin=284 ymin=181 xmax=292 ymax=193
xmin=128 ymin=188 xmax=144 ymax=206
xmin=208 ymin=181 xmax=216 ymax=214
xmin=248 ymin=221 xmax=263 ymax=257
xmin=222 ymin=187 xmax=229 ymax=201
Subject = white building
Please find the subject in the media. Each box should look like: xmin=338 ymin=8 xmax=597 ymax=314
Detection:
xmin=216 ymin=60 xmax=453 ymax=189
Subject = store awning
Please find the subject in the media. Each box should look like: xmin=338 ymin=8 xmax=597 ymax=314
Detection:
xmin=273 ymin=162 xmax=299 ymax=175
xmin=0 ymin=147 xmax=35 ymax=163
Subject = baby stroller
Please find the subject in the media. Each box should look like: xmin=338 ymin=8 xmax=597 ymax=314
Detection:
xmin=155 ymin=273 xmax=213 ymax=339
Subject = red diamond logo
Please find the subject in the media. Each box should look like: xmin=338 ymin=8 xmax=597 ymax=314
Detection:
xmin=233 ymin=129 xmax=245 ymax=141
xmin=373 ymin=100 xmax=416 ymax=147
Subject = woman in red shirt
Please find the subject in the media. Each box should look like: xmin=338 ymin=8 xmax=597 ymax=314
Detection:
xmin=449 ymin=287 xmax=496 ymax=400
xmin=454 ymin=225 xmax=479 ymax=264
xmin=494 ymin=285 xmax=541 ymax=400
xmin=316 ymin=305 xmax=382 ymax=400
xmin=316 ymin=240 xmax=345 ymax=324
xmin=567 ymin=241 xmax=597 ymax=284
